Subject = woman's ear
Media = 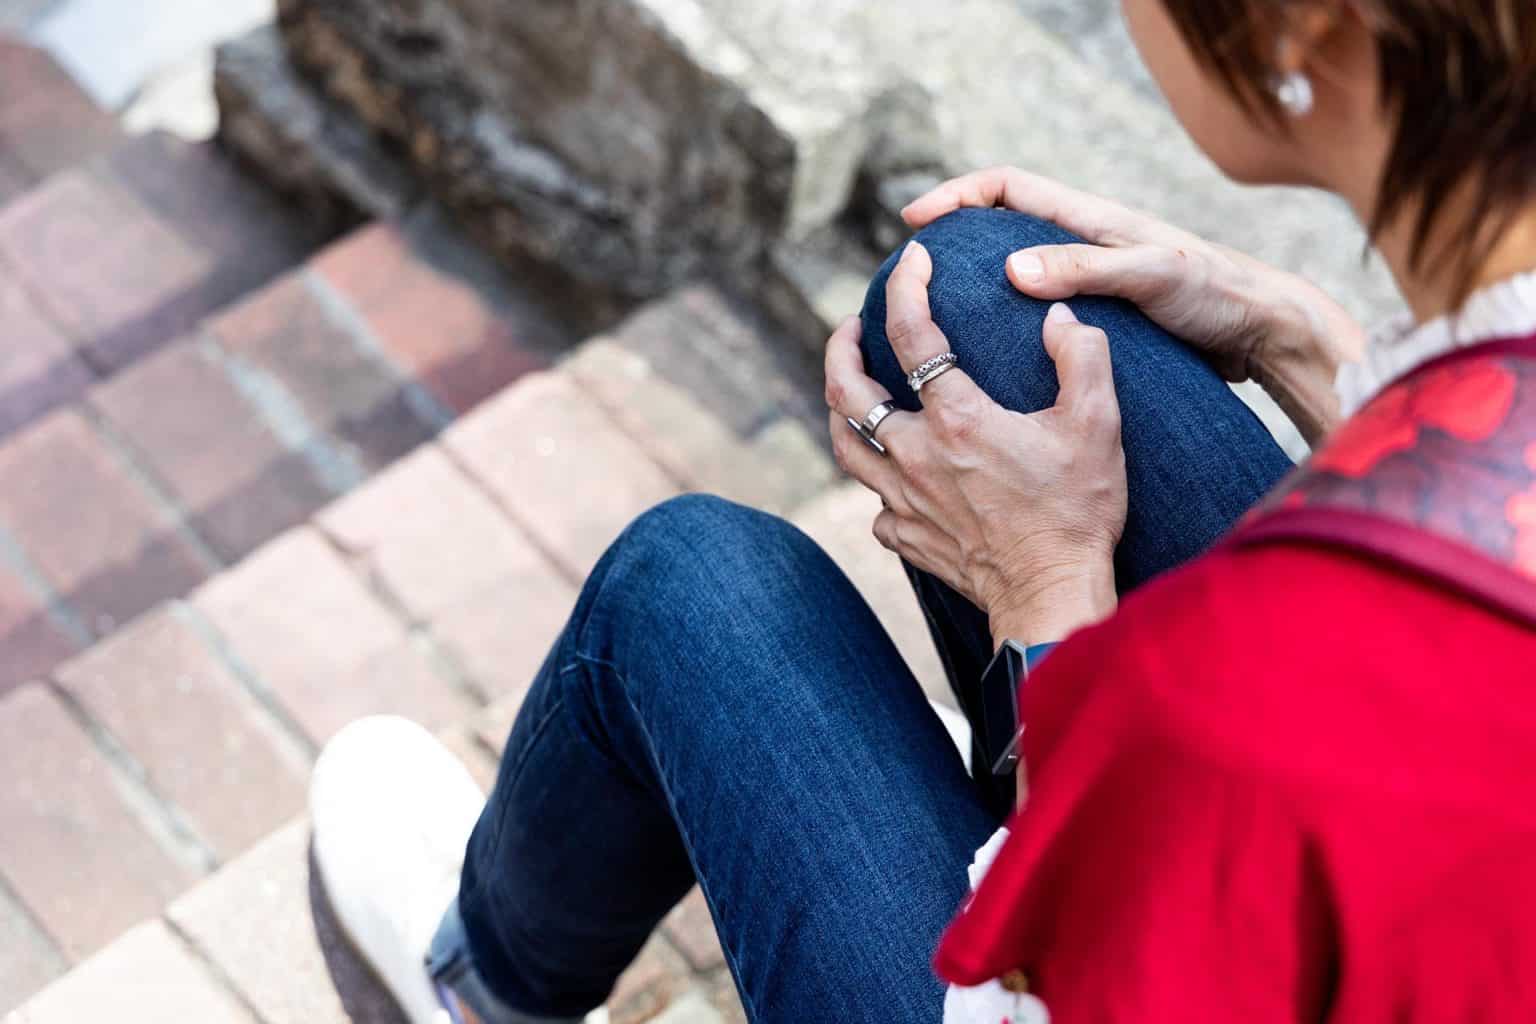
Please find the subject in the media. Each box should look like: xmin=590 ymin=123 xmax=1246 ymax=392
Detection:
xmin=1273 ymin=2 xmax=1352 ymax=77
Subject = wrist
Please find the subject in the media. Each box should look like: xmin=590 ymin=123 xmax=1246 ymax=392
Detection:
xmin=1253 ymin=291 xmax=1365 ymax=444
xmin=988 ymin=562 xmax=1117 ymax=651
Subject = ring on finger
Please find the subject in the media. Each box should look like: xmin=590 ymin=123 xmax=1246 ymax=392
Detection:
xmin=847 ymin=399 xmax=899 ymax=456
xmin=908 ymin=352 xmax=959 ymax=393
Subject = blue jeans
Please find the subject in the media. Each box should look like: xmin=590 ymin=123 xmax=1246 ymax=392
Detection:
xmin=431 ymin=209 xmax=1296 ymax=1023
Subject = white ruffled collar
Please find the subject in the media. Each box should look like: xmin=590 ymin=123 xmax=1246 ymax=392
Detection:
xmin=1337 ymin=270 xmax=1536 ymax=416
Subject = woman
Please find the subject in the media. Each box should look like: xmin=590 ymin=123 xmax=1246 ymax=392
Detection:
xmin=311 ymin=0 xmax=1536 ymax=1020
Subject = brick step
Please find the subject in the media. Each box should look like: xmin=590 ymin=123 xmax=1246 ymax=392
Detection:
xmin=0 ymin=204 xmax=592 ymax=696
xmin=0 ymin=36 xmax=120 ymax=207
xmin=0 ymin=276 xmax=837 ymax=1013
xmin=0 ymin=128 xmax=331 ymax=437
xmin=6 ymin=786 xmax=736 ymax=1024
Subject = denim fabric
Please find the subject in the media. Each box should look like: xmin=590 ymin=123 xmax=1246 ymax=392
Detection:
xmin=430 ymin=901 xmax=578 ymax=1024
xmin=441 ymin=495 xmax=999 ymax=1023
xmin=438 ymin=208 xmax=1296 ymax=1022
xmin=861 ymin=209 xmax=1296 ymax=811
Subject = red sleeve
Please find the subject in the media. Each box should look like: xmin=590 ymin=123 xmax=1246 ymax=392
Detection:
xmin=935 ymin=561 xmax=1337 ymax=1022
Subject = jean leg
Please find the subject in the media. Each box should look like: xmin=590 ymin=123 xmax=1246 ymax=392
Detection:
xmin=859 ymin=208 xmax=1295 ymax=763
xmin=448 ymin=495 xmax=998 ymax=1023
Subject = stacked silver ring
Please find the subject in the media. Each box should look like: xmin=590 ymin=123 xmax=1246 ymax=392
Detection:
xmin=907 ymin=352 xmax=959 ymax=393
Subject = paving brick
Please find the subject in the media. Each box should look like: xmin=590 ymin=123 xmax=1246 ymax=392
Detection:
xmin=435 ymin=725 xmax=499 ymax=795
xmin=445 ymin=372 xmax=678 ymax=576
xmin=473 ymin=691 xmax=523 ymax=757
xmin=194 ymin=528 xmax=474 ymax=746
xmin=91 ymin=339 xmax=333 ymax=563
xmin=0 ymin=563 xmax=79 ymax=698
xmin=56 ymin=604 xmax=310 ymax=861
xmin=0 ymin=39 xmax=119 ymax=182
xmin=430 ymin=582 xmax=572 ymax=707
xmin=0 ymin=274 xmax=92 ymax=441
xmin=663 ymin=888 xmax=726 ymax=973
xmin=317 ymin=446 xmax=575 ymax=699
xmin=610 ymin=933 xmax=692 ymax=1024
xmin=209 ymin=274 xmax=434 ymax=476
xmin=0 ymin=684 xmax=194 ymax=960
xmin=568 ymin=340 xmax=833 ymax=516
xmin=314 ymin=223 xmax=546 ymax=414
xmin=0 ymin=409 xmax=209 ymax=636
xmin=791 ymin=484 xmax=949 ymax=706
xmin=704 ymin=970 xmax=748 ymax=1024
xmin=0 ymin=153 xmax=30 ymax=205
xmin=0 ymin=169 xmax=214 ymax=372
xmin=11 ymin=920 xmax=255 ymax=1024
xmin=612 ymin=286 xmax=823 ymax=439
xmin=103 ymin=133 xmax=324 ymax=304
xmin=0 ymin=881 xmax=66 ymax=1013
xmin=648 ymin=991 xmax=728 ymax=1024
xmin=169 ymin=820 xmax=408 ymax=1024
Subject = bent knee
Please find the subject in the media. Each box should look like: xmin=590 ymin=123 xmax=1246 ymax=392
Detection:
xmin=860 ymin=208 xmax=1080 ymax=412
xmin=864 ymin=208 xmax=1080 ymax=313
xmin=609 ymin=494 xmax=809 ymax=594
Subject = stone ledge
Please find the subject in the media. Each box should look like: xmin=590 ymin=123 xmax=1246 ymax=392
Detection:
xmin=215 ymin=24 xmax=422 ymax=233
xmin=257 ymin=0 xmax=1401 ymax=339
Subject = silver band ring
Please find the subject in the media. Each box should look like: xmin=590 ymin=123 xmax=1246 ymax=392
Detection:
xmin=908 ymin=352 xmax=959 ymax=393
xmin=847 ymin=400 xmax=899 ymax=456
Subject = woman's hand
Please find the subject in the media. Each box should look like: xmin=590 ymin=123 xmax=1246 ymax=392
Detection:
xmin=825 ymin=242 xmax=1124 ymax=648
xmin=904 ymin=167 xmax=1366 ymax=443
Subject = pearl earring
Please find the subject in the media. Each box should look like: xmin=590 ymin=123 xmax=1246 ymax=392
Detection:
xmin=1273 ymin=71 xmax=1315 ymax=117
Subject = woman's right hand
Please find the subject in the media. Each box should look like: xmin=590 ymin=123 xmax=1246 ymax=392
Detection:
xmin=903 ymin=167 xmax=1366 ymax=442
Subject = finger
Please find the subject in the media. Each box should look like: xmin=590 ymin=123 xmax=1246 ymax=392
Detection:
xmin=885 ymin=241 xmax=949 ymax=373
xmin=901 ymin=167 xmax=1187 ymax=248
xmin=828 ymin=408 xmax=907 ymax=506
xmin=1006 ymin=243 xmax=1177 ymax=304
xmin=823 ymin=315 xmax=896 ymax=419
xmin=871 ymin=509 xmax=963 ymax=578
xmin=884 ymin=242 xmax=990 ymax=411
xmin=823 ymin=314 xmax=923 ymax=452
xmin=1041 ymin=303 xmax=1121 ymax=426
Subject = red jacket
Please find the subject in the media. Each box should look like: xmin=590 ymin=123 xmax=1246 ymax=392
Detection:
xmin=936 ymin=335 xmax=1536 ymax=1020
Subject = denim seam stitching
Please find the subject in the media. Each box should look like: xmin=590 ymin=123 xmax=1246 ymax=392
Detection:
xmin=571 ymin=649 xmax=761 ymax=1024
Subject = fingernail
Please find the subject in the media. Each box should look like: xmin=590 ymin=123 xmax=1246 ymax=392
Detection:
xmin=902 ymin=240 xmax=925 ymax=261
xmin=1010 ymin=252 xmax=1045 ymax=284
xmin=1045 ymin=302 xmax=1077 ymax=325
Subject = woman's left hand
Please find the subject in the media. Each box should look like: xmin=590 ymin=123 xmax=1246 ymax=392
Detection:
xmin=825 ymin=242 xmax=1127 ymax=646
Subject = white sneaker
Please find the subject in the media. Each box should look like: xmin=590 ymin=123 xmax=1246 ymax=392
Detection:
xmin=310 ymin=716 xmax=609 ymax=1024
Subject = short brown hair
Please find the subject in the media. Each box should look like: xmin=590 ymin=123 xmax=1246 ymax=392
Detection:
xmin=1159 ymin=0 xmax=1536 ymax=297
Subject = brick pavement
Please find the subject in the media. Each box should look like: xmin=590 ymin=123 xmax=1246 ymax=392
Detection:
xmin=0 ymin=153 xmax=568 ymax=699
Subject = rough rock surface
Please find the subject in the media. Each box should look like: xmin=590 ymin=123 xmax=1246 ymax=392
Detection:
xmin=271 ymin=0 xmax=1401 ymax=325
xmin=215 ymin=24 xmax=422 ymax=232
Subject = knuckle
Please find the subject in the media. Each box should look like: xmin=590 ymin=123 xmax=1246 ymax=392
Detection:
xmin=889 ymin=441 xmax=926 ymax=479
xmin=1074 ymin=322 xmax=1110 ymax=345
xmin=886 ymin=312 xmax=928 ymax=346
xmin=1149 ymin=245 xmax=1188 ymax=280
xmin=1068 ymin=324 xmax=1111 ymax=353
xmin=931 ymin=397 xmax=979 ymax=441
xmin=872 ymin=516 xmax=895 ymax=550
xmin=824 ymin=379 xmax=846 ymax=412
xmin=1062 ymin=248 xmax=1095 ymax=280
xmin=1079 ymin=396 xmax=1122 ymax=435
